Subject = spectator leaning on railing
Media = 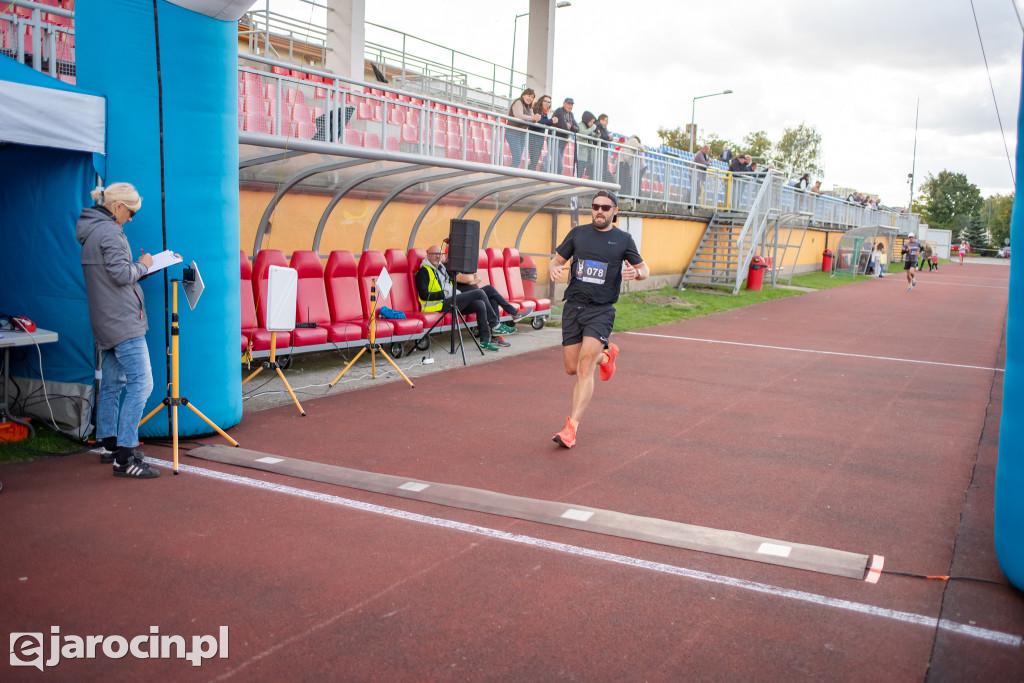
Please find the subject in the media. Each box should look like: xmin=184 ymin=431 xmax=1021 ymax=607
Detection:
xmin=617 ymin=135 xmax=648 ymax=200
xmin=577 ymin=111 xmax=599 ymax=180
xmin=595 ymin=114 xmax=612 ymax=181
xmin=506 ymin=88 xmax=540 ymax=168
xmin=693 ymin=144 xmax=711 ymax=169
xmin=529 ymin=94 xmax=557 ymax=171
xmin=552 ymin=97 xmax=579 ymax=175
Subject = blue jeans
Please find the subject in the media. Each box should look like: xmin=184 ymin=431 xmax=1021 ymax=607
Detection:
xmin=97 ymin=336 xmax=154 ymax=449
xmin=505 ymin=129 xmax=527 ymax=168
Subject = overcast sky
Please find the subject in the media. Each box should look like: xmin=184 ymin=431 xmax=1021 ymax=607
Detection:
xmin=272 ymin=0 xmax=1021 ymax=207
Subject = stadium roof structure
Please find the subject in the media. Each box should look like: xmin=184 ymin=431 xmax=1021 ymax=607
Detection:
xmin=239 ymin=132 xmax=618 ymax=255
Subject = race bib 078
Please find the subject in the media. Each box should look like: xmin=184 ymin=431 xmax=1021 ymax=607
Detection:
xmin=575 ymin=259 xmax=609 ymax=285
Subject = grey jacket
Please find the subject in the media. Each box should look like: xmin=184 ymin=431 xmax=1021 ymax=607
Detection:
xmin=76 ymin=206 xmax=149 ymax=350
xmin=577 ymin=120 xmax=599 ymax=163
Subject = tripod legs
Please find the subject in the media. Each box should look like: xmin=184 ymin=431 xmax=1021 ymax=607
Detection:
xmin=241 ymin=331 xmax=306 ymax=416
xmin=329 ymin=343 xmax=415 ymax=389
xmin=331 ymin=279 xmax=414 ymax=389
xmin=137 ymin=280 xmax=239 ymax=475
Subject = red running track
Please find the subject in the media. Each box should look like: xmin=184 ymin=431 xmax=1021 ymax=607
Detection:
xmin=2 ymin=261 xmax=1021 ymax=680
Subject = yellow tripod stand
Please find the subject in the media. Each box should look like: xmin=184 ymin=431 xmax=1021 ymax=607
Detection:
xmin=241 ymin=330 xmax=307 ymax=416
xmin=139 ymin=278 xmax=239 ymax=475
xmin=330 ymin=278 xmax=415 ymax=389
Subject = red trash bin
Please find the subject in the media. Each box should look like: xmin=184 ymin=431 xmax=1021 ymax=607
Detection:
xmin=822 ymin=249 xmax=833 ymax=272
xmin=747 ymin=255 xmax=768 ymax=291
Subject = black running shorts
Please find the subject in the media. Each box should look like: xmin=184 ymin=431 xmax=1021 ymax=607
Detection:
xmin=561 ymin=301 xmax=615 ymax=346
xmin=904 ymin=260 xmax=915 ymax=270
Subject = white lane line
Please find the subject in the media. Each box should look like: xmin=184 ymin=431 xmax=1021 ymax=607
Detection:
xmin=148 ymin=458 xmax=1021 ymax=648
xmin=627 ymin=332 xmax=1004 ymax=373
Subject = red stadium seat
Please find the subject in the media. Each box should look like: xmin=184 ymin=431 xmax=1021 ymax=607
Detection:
xmin=485 ymin=248 xmax=527 ymax=314
xmin=342 ymin=129 xmax=363 ymax=147
xmin=323 ymin=251 xmax=369 ymax=343
xmin=503 ymin=247 xmax=551 ymax=313
xmin=357 ymin=251 xmax=423 ymax=339
xmin=383 ymin=249 xmax=443 ymax=328
xmin=249 ymin=249 xmax=292 ymax=348
xmin=288 ymin=251 xmax=331 ymax=347
xmin=243 ymin=112 xmax=273 ymax=135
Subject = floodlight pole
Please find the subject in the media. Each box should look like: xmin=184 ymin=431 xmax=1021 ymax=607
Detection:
xmin=690 ymin=89 xmax=734 ymax=154
xmin=908 ymin=97 xmax=919 ymax=212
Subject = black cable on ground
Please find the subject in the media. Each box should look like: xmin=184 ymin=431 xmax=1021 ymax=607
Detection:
xmin=881 ymin=569 xmax=1006 ymax=586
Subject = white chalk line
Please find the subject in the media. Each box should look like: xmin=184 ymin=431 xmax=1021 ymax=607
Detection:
xmin=150 ymin=458 xmax=1020 ymax=649
xmin=626 ymin=332 xmax=1004 ymax=373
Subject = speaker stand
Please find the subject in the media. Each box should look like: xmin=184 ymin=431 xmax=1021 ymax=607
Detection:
xmin=419 ymin=281 xmax=483 ymax=366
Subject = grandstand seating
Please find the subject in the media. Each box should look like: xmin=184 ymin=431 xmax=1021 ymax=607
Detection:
xmin=288 ymin=250 xmax=332 ymax=347
xmin=484 ymin=247 xmax=537 ymax=317
xmin=237 ymin=243 xmax=550 ymax=361
xmin=356 ymin=251 xmax=424 ymax=340
xmin=251 ymin=249 xmax=290 ymax=339
xmin=244 ymin=250 xmax=292 ymax=350
xmin=323 ymin=250 xmax=369 ymax=343
xmin=502 ymin=247 xmax=551 ymax=317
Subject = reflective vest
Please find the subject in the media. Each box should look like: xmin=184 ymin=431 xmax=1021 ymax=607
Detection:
xmin=419 ymin=263 xmax=447 ymax=312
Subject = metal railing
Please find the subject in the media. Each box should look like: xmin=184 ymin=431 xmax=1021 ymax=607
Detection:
xmin=729 ymin=172 xmax=783 ymax=293
xmin=1 ymin=0 xmax=75 ymax=81
xmin=240 ymin=3 xmax=328 ymax=65
xmin=364 ymin=22 xmax=516 ymax=114
xmin=236 ymin=58 xmax=921 ymax=233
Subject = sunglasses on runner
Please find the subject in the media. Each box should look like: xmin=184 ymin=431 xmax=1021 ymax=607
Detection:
xmin=591 ymin=203 xmax=615 ymax=212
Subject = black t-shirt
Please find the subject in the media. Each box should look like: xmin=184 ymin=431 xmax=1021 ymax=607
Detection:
xmin=556 ymin=224 xmax=642 ymax=305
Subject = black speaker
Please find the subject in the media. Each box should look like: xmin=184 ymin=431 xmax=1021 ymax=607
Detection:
xmin=447 ymin=219 xmax=480 ymax=274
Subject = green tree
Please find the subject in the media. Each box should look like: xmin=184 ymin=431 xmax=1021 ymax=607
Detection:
xmin=984 ymin=193 xmax=1014 ymax=248
xmin=919 ymin=170 xmax=983 ymax=234
xmin=741 ymin=130 xmax=773 ymax=159
xmin=961 ymin=214 xmax=990 ymax=250
xmin=702 ymin=134 xmax=738 ymax=161
xmin=774 ymin=123 xmax=823 ymax=177
xmin=657 ymin=126 xmax=692 ymax=152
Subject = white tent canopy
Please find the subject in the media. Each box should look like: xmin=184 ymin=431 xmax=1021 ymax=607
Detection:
xmin=0 ymin=57 xmax=105 ymax=155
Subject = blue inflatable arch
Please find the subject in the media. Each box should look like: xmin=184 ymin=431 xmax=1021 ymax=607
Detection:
xmin=994 ymin=46 xmax=1024 ymax=590
xmin=74 ymin=0 xmax=248 ymax=438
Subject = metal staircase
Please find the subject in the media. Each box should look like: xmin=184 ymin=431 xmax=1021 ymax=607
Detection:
xmin=679 ymin=172 xmax=783 ymax=294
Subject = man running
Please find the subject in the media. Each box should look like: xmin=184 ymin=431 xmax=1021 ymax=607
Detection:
xmin=549 ymin=190 xmax=649 ymax=448
xmin=902 ymin=232 xmax=921 ymax=291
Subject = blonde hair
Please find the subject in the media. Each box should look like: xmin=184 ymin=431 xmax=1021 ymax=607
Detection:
xmin=91 ymin=182 xmax=142 ymax=213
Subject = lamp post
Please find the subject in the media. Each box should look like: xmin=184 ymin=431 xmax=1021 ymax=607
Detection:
xmin=689 ymin=89 xmax=733 ymax=153
xmin=510 ymin=2 xmax=571 ymax=98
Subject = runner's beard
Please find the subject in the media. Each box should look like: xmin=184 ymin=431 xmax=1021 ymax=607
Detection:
xmin=593 ymin=213 xmax=612 ymax=228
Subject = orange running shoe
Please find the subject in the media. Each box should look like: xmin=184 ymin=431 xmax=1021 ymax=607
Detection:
xmin=553 ymin=417 xmax=577 ymax=448
xmin=600 ymin=343 xmax=619 ymax=381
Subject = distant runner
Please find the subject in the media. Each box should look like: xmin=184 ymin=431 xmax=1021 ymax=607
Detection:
xmin=549 ymin=191 xmax=649 ymax=449
xmin=902 ymin=233 xmax=921 ymax=291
